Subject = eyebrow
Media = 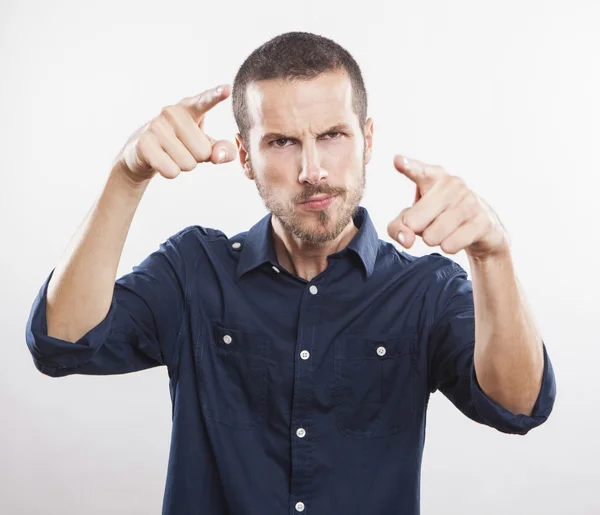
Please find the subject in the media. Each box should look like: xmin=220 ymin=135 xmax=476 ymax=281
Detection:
xmin=260 ymin=123 xmax=354 ymax=143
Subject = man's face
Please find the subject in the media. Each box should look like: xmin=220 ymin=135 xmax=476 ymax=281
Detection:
xmin=237 ymin=70 xmax=373 ymax=245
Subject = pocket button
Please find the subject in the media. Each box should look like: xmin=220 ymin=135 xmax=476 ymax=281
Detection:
xmin=376 ymin=345 xmax=386 ymax=357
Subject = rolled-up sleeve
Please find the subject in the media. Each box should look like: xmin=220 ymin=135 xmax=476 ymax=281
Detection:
xmin=427 ymin=259 xmax=557 ymax=435
xmin=25 ymin=230 xmax=189 ymax=378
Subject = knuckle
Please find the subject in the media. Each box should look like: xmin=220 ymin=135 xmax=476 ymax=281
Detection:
xmin=193 ymin=143 xmax=213 ymax=163
xmin=441 ymin=241 xmax=456 ymax=254
xmin=148 ymin=117 xmax=166 ymax=137
xmin=197 ymin=91 xmax=210 ymax=105
xmin=159 ymin=104 xmax=178 ymax=120
xmin=198 ymin=89 xmax=217 ymax=106
xmin=200 ymin=149 xmax=214 ymax=162
xmin=136 ymin=133 xmax=153 ymax=155
xmin=161 ymin=165 xmax=181 ymax=179
xmin=422 ymin=230 xmax=436 ymax=246
xmin=166 ymin=104 xmax=187 ymax=124
xmin=179 ymin=157 xmax=198 ymax=172
xmin=449 ymin=175 xmax=464 ymax=188
xmin=462 ymin=195 xmax=479 ymax=218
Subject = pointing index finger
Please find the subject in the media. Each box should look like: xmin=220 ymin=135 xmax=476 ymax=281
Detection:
xmin=394 ymin=154 xmax=445 ymax=188
xmin=181 ymin=84 xmax=231 ymax=123
xmin=394 ymin=155 xmax=424 ymax=182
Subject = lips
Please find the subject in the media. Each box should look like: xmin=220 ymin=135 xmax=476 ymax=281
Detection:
xmin=302 ymin=195 xmax=334 ymax=204
xmin=299 ymin=195 xmax=337 ymax=210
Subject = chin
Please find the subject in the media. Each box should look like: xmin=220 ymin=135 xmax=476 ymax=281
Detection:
xmin=295 ymin=208 xmax=350 ymax=244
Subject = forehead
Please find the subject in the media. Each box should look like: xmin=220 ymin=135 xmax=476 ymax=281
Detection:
xmin=245 ymin=70 xmax=357 ymax=135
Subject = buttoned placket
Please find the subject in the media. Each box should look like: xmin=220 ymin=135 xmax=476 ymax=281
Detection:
xmin=288 ymin=277 xmax=323 ymax=514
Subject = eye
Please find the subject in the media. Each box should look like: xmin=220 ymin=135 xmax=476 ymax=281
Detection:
xmin=271 ymin=138 xmax=294 ymax=148
xmin=322 ymin=131 xmax=342 ymax=140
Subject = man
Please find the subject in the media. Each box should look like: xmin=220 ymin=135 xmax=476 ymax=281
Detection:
xmin=26 ymin=31 xmax=556 ymax=515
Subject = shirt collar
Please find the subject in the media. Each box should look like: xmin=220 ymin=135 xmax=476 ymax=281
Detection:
xmin=235 ymin=206 xmax=379 ymax=280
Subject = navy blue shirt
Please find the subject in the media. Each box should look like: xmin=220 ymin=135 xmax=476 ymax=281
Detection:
xmin=25 ymin=206 xmax=556 ymax=515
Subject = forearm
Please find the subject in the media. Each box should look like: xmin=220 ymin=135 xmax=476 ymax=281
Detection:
xmin=468 ymin=248 xmax=545 ymax=416
xmin=46 ymin=162 xmax=151 ymax=343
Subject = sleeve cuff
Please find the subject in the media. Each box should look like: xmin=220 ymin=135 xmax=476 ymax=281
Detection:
xmin=25 ymin=268 xmax=117 ymax=376
xmin=470 ymin=342 xmax=556 ymax=435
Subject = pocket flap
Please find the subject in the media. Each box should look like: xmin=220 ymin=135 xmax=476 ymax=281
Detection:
xmin=211 ymin=322 xmax=270 ymax=358
xmin=335 ymin=334 xmax=416 ymax=359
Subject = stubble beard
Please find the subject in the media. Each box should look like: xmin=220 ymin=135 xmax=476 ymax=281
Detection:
xmin=252 ymin=160 xmax=366 ymax=245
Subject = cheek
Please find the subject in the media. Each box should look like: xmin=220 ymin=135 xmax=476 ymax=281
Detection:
xmin=325 ymin=139 xmax=362 ymax=164
xmin=259 ymin=161 xmax=294 ymax=190
xmin=322 ymin=142 xmax=364 ymax=179
xmin=252 ymin=149 xmax=291 ymax=183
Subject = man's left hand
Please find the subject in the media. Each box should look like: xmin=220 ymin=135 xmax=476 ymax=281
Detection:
xmin=387 ymin=155 xmax=510 ymax=260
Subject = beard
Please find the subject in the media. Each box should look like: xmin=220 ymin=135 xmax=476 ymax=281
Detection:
xmin=251 ymin=158 xmax=366 ymax=245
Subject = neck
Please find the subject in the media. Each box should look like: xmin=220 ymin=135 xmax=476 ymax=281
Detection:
xmin=271 ymin=216 xmax=359 ymax=282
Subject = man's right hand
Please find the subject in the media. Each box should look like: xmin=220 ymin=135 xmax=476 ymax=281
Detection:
xmin=116 ymin=84 xmax=237 ymax=184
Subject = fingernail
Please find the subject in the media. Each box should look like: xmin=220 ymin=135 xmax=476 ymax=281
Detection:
xmin=397 ymin=232 xmax=406 ymax=246
xmin=216 ymin=86 xmax=223 ymax=96
xmin=217 ymin=148 xmax=226 ymax=163
xmin=403 ymin=156 xmax=410 ymax=170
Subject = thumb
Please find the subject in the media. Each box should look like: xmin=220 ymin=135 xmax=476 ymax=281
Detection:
xmin=388 ymin=207 xmax=417 ymax=249
xmin=205 ymin=136 xmax=238 ymax=165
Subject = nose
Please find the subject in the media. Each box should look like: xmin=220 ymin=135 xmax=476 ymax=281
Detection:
xmin=298 ymin=142 xmax=328 ymax=185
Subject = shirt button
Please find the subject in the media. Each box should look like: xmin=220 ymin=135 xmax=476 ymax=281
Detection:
xmin=272 ymin=265 xmax=280 ymax=273
xmin=376 ymin=346 xmax=386 ymax=356
xmin=223 ymin=335 xmax=233 ymax=344
xmin=231 ymin=242 xmax=242 ymax=250
xmin=295 ymin=502 xmax=305 ymax=512
xmin=309 ymin=285 xmax=318 ymax=295
xmin=296 ymin=427 xmax=306 ymax=438
xmin=300 ymin=350 xmax=310 ymax=360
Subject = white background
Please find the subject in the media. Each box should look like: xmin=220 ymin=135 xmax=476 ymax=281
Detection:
xmin=1 ymin=0 xmax=599 ymax=513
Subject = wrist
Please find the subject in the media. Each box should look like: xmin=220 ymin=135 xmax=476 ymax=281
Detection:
xmin=110 ymin=160 xmax=152 ymax=192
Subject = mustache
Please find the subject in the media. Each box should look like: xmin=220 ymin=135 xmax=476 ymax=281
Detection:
xmin=295 ymin=185 xmax=346 ymax=203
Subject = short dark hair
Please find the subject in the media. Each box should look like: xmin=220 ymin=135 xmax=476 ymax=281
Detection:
xmin=232 ymin=31 xmax=368 ymax=145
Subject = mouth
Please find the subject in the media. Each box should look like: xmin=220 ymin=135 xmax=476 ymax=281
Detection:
xmin=299 ymin=195 xmax=337 ymax=210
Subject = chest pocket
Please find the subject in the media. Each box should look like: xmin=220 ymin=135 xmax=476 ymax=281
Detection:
xmin=197 ymin=321 xmax=270 ymax=430
xmin=332 ymin=333 xmax=418 ymax=438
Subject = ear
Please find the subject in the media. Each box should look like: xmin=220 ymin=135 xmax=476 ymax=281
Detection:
xmin=235 ymin=133 xmax=254 ymax=180
xmin=363 ymin=117 xmax=374 ymax=164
